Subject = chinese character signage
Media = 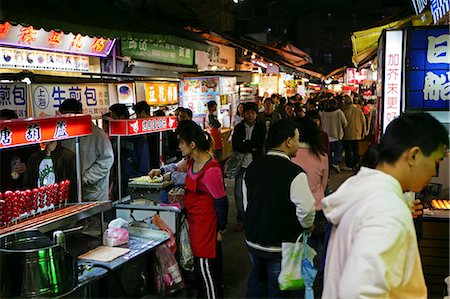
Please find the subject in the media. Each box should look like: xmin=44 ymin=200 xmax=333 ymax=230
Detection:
xmin=346 ymin=68 xmax=367 ymax=84
xmin=31 ymin=84 xmax=110 ymax=119
xmin=0 ymin=47 xmax=89 ymax=72
xmin=430 ymin=0 xmax=450 ymax=23
xmin=180 ymin=77 xmax=220 ymax=115
xmin=411 ymin=0 xmax=428 ymax=15
xmin=0 ymin=22 xmax=114 ymax=57
xmin=121 ymin=39 xmax=193 ymax=65
xmin=109 ymin=117 xmax=178 ymax=136
xmin=406 ymin=27 xmax=449 ymax=111
xmin=383 ymin=30 xmax=403 ymax=133
xmin=0 ymin=83 xmax=28 ymax=118
xmin=143 ymin=82 xmax=178 ymax=105
xmin=0 ymin=115 xmax=92 ymax=148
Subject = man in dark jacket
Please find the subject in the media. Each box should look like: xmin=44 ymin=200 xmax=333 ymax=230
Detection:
xmin=244 ymin=119 xmax=316 ymax=298
xmin=231 ymin=102 xmax=266 ymax=232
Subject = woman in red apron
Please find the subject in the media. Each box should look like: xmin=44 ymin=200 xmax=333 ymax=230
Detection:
xmin=177 ymin=121 xmax=228 ymax=299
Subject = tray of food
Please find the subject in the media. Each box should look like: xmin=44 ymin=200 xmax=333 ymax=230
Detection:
xmin=128 ymin=176 xmax=173 ymax=189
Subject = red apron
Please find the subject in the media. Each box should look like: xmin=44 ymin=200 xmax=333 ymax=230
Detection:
xmin=184 ymin=159 xmax=220 ymax=258
xmin=210 ymin=127 xmax=223 ymax=151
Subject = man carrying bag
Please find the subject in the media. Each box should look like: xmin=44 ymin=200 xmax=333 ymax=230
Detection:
xmin=243 ymin=119 xmax=316 ymax=298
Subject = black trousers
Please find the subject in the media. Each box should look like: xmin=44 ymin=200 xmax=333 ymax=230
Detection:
xmin=194 ymin=242 xmax=223 ymax=299
xmin=343 ymin=140 xmax=360 ymax=168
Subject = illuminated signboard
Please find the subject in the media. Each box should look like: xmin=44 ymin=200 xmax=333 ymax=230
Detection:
xmin=0 ymin=83 xmax=28 ymax=118
xmin=0 ymin=22 xmax=115 ymax=57
xmin=144 ymin=82 xmax=178 ymax=105
xmin=382 ymin=30 xmax=403 ymax=133
xmin=180 ymin=77 xmax=219 ymax=115
xmin=346 ymin=68 xmax=367 ymax=84
xmin=411 ymin=0 xmax=428 ymax=15
xmin=109 ymin=117 xmax=178 ymax=136
xmin=430 ymin=0 xmax=450 ymax=23
xmin=406 ymin=26 xmax=449 ymax=111
xmin=31 ymin=84 xmax=110 ymax=119
xmin=0 ymin=47 xmax=89 ymax=72
xmin=0 ymin=114 xmax=92 ymax=149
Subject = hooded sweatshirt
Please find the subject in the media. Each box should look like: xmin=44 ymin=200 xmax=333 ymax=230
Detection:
xmin=320 ymin=109 xmax=347 ymax=141
xmin=321 ymin=167 xmax=426 ymax=299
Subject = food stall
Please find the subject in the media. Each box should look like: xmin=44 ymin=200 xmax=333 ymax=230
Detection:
xmin=0 ymin=114 xmax=170 ymax=298
xmin=377 ymin=26 xmax=449 ymax=298
xmin=108 ymin=116 xmax=182 ymax=234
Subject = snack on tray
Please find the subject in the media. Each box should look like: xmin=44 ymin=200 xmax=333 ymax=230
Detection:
xmin=131 ymin=175 xmax=164 ymax=184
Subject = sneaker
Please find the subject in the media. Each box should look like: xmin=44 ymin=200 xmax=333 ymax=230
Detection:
xmin=342 ymin=166 xmax=353 ymax=171
xmin=331 ymin=164 xmax=341 ymax=173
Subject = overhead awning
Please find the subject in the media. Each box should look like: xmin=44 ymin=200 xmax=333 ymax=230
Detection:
xmin=351 ymin=10 xmax=432 ymax=67
xmin=0 ymin=0 xmax=210 ymax=52
xmin=186 ymin=26 xmax=323 ymax=79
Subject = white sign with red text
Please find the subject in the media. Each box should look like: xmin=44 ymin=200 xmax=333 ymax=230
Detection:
xmin=383 ymin=30 xmax=403 ymax=133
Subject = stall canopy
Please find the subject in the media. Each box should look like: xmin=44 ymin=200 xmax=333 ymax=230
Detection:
xmin=351 ymin=10 xmax=433 ymax=67
xmin=186 ymin=26 xmax=323 ymax=80
xmin=0 ymin=0 xmax=210 ymax=52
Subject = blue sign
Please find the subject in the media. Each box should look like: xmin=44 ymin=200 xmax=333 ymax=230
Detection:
xmin=430 ymin=0 xmax=449 ymax=23
xmin=407 ymin=27 xmax=450 ymax=111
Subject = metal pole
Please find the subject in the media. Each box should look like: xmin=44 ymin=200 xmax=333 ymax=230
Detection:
xmin=75 ymin=137 xmax=82 ymax=204
xmin=159 ymin=132 xmax=164 ymax=166
xmin=117 ymin=136 xmax=122 ymax=202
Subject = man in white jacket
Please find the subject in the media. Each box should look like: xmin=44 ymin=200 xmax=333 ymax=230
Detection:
xmin=321 ymin=112 xmax=448 ymax=299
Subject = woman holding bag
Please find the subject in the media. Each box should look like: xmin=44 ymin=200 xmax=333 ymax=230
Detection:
xmin=178 ymin=121 xmax=229 ymax=299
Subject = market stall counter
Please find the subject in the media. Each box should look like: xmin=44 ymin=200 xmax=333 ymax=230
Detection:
xmin=109 ymin=117 xmax=182 ymax=234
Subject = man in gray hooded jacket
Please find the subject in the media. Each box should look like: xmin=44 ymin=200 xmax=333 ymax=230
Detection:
xmin=59 ymin=99 xmax=114 ymax=202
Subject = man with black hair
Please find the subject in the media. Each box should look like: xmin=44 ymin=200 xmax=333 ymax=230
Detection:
xmin=321 ymin=112 xmax=449 ymax=299
xmin=133 ymin=101 xmax=151 ymax=118
xmin=243 ymin=119 xmax=316 ymax=298
xmin=59 ymin=99 xmax=114 ymax=201
xmin=109 ymin=103 xmax=130 ymax=119
xmin=179 ymin=107 xmax=193 ymax=121
xmin=232 ymin=102 xmax=266 ymax=232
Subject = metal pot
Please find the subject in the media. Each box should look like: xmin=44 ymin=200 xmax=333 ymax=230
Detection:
xmin=0 ymin=230 xmax=77 ymax=298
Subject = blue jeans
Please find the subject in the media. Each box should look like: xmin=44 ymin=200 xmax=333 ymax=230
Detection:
xmin=329 ymin=140 xmax=343 ymax=166
xmin=246 ymin=251 xmax=301 ymax=299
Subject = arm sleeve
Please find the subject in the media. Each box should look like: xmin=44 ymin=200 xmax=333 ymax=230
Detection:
xmin=202 ymin=167 xmax=228 ymax=230
xmin=160 ymin=163 xmax=178 ymax=174
xmin=243 ymin=173 xmax=248 ymax=211
xmin=338 ymin=215 xmax=409 ymax=299
xmin=321 ymin=154 xmax=329 ymax=191
xmin=340 ymin=110 xmax=348 ymax=129
xmin=290 ymin=172 xmax=316 ymax=228
xmin=171 ymin=171 xmax=187 ymax=185
xmin=83 ymin=129 xmax=114 ymax=185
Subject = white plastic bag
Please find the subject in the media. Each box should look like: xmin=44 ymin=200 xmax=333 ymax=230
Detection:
xmin=179 ymin=215 xmax=194 ymax=272
xmin=278 ymin=232 xmax=316 ymax=291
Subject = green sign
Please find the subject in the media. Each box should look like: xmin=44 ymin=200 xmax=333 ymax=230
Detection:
xmin=121 ymin=39 xmax=194 ymax=65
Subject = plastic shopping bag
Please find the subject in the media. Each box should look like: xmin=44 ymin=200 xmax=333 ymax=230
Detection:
xmin=154 ymin=244 xmax=185 ymax=297
xmin=278 ymin=232 xmax=317 ymax=291
xmin=179 ymin=214 xmax=194 ymax=272
xmin=153 ymin=214 xmax=177 ymax=254
xmin=301 ymin=233 xmax=318 ymax=299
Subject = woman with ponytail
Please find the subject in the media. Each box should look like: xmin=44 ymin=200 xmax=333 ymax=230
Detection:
xmin=177 ymin=120 xmax=228 ymax=299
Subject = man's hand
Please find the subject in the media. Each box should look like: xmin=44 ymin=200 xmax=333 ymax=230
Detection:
xmin=217 ymin=230 xmax=226 ymax=241
xmin=163 ymin=172 xmax=171 ymax=181
xmin=148 ymin=168 xmax=161 ymax=178
xmin=413 ymin=199 xmax=423 ymax=219
xmin=13 ymin=163 xmax=27 ymax=174
xmin=305 ymin=224 xmax=315 ymax=233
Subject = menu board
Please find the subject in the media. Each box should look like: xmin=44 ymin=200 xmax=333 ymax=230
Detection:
xmin=181 ymin=77 xmax=219 ymax=115
xmin=144 ymin=82 xmax=178 ymax=105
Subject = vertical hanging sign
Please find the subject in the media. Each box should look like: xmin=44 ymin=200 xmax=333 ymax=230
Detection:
xmin=382 ymin=30 xmax=403 ymax=133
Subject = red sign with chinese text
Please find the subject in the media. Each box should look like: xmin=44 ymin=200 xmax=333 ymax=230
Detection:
xmin=109 ymin=117 xmax=178 ymax=136
xmin=0 ymin=22 xmax=114 ymax=57
xmin=0 ymin=114 xmax=92 ymax=149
